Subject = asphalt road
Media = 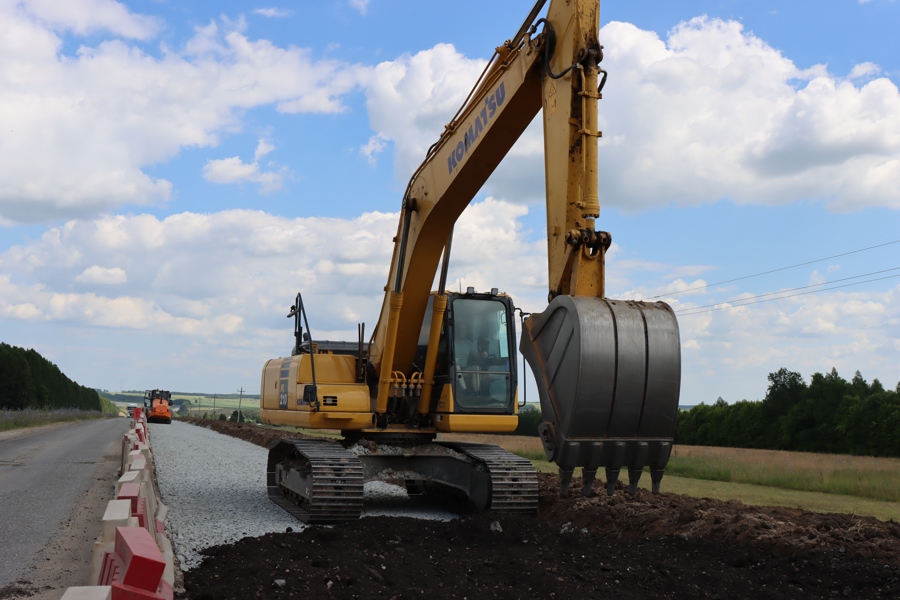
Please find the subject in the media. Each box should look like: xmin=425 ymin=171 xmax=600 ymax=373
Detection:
xmin=0 ymin=418 xmax=129 ymax=588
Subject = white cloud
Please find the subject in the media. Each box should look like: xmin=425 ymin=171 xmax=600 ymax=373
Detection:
xmin=202 ymin=139 xmax=289 ymax=192
xmin=349 ymin=0 xmax=371 ymax=15
xmin=75 ymin=265 xmax=127 ymax=285
xmin=0 ymin=199 xmax=553 ymax=393
xmin=252 ymin=8 xmax=294 ymax=18
xmin=203 ymin=157 xmax=260 ymax=184
xmin=0 ymin=200 xmax=552 ymax=391
xmin=20 ymin=0 xmax=161 ymax=39
xmin=0 ymin=7 xmax=369 ymax=224
xmin=254 ymin=139 xmax=275 ymax=161
xmin=3 ymin=202 xmax=896 ymax=401
xmin=627 ymin=269 xmax=900 ymax=402
xmin=0 ymin=199 xmax=544 ymax=338
xmin=364 ymin=44 xmax=487 ymax=181
xmin=363 ymin=19 xmax=900 ymax=212
xmin=360 ymin=134 xmax=388 ymax=164
xmin=847 ymin=62 xmax=881 ymax=80
xmin=596 ymin=18 xmax=900 ymax=211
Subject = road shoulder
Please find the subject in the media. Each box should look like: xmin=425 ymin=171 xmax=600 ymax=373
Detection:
xmin=0 ymin=436 xmax=123 ymax=600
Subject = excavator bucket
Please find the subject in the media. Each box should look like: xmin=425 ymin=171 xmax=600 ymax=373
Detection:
xmin=520 ymin=296 xmax=680 ymax=497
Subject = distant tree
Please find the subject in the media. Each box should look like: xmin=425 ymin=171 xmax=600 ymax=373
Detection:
xmin=513 ymin=405 xmax=542 ymax=436
xmin=676 ymin=367 xmax=900 ymax=458
xmin=0 ymin=343 xmax=101 ymax=411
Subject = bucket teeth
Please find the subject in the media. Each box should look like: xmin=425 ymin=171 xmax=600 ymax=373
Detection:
xmin=581 ymin=468 xmax=597 ymax=497
xmin=628 ymin=468 xmax=643 ymax=495
xmin=559 ymin=468 xmax=574 ymax=498
xmin=651 ymin=468 xmax=665 ymax=494
xmin=605 ymin=468 xmax=620 ymax=496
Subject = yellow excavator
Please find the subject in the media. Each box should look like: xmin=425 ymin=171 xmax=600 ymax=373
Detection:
xmin=260 ymin=0 xmax=681 ymax=523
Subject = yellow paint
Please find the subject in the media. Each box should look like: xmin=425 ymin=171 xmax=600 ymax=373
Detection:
xmin=260 ymin=408 xmax=373 ymax=429
xmin=434 ymin=414 xmax=518 ymax=433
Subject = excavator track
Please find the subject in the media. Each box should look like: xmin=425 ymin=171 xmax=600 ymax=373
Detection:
xmin=442 ymin=442 xmax=539 ymax=514
xmin=267 ymin=439 xmax=364 ymax=524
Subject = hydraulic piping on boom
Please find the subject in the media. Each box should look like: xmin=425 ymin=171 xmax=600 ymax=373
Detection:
xmin=259 ymin=0 xmax=680 ymax=523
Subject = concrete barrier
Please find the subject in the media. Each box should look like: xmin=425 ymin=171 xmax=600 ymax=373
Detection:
xmin=60 ymin=587 xmax=111 ymax=600
xmin=97 ymin=527 xmax=172 ymax=600
xmin=66 ymin=410 xmax=175 ymax=599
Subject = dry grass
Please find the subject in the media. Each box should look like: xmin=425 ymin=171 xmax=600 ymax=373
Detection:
xmin=668 ymin=445 xmax=900 ymax=503
xmin=672 ymin=445 xmax=900 ymax=475
xmin=449 ymin=436 xmax=900 ymax=519
xmin=439 ymin=432 xmax=545 ymax=457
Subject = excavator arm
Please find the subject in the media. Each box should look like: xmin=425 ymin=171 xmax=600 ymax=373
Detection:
xmin=368 ymin=13 xmax=543 ymax=380
xmin=370 ymin=0 xmax=608 ymax=380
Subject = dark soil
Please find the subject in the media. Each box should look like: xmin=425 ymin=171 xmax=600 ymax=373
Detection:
xmin=176 ymin=419 xmax=900 ymax=599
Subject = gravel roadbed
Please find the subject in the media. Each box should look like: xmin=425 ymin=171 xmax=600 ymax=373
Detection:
xmin=149 ymin=421 xmax=457 ymax=570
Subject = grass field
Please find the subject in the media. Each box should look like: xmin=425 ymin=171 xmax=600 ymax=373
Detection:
xmin=435 ymin=433 xmax=900 ymax=521
xmin=0 ymin=408 xmax=118 ymax=432
xmin=668 ymin=445 xmax=900 ymax=503
xmin=179 ymin=395 xmax=256 ymax=415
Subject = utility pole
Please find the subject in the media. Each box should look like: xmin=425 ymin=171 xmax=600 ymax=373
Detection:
xmin=213 ymin=394 xmax=217 ymax=418
xmin=237 ymin=387 xmax=244 ymax=421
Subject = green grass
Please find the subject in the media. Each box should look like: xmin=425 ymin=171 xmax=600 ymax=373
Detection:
xmin=181 ymin=397 xmax=254 ymax=415
xmin=0 ymin=408 xmax=115 ymax=432
xmin=667 ymin=447 xmax=900 ymax=503
xmin=665 ymin=456 xmax=735 ymax=482
xmin=510 ymin=449 xmax=548 ymax=462
xmin=646 ymin=475 xmax=900 ymax=523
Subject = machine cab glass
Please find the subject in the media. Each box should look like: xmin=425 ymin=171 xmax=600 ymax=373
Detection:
xmin=450 ymin=296 xmax=515 ymax=411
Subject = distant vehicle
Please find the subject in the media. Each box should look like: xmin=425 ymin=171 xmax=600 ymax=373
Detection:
xmin=126 ymin=403 xmax=138 ymax=417
xmin=145 ymin=389 xmax=173 ymax=424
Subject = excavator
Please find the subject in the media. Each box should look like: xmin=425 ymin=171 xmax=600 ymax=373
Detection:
xmin=260 ymin=0 xmax=681 ymax=523
xmin=145 ymin=389 xmax=173 ymax=424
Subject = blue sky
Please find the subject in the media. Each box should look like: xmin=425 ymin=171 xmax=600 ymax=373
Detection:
xmin=1 ymin=0 xmax=898 ymax=405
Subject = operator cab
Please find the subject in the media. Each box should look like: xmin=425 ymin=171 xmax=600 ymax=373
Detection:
xmin=416 ymin=287 xmax=518 ymax=414
xmin=146 ymin=389 xmax=172 ymax=404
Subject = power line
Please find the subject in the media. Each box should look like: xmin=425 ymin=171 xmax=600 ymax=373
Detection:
xmin=675 ymin=266 xmax=900 ymax=313
xmin=647 ymin=238 xmax=900 ymax=300
xmin=676 ymin=273 xmax=900 ymax=317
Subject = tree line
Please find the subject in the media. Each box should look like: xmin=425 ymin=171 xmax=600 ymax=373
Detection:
xmin=676 ymin=368 xmax=900 ymax=457
xmin=0 ymin=342 xmax=103 ymax=411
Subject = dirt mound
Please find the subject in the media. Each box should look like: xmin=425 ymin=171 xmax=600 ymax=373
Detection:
xmin=176 ymin=420 xmax=900 ymax=599
xmin=176 ymin=418 xmax=305 ymax=449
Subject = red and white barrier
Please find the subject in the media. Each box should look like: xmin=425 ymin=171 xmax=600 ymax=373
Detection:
xmin=97 ymin=526 xmax=173 ymax=600
xmin=67 ymin=408 xmax=175 ymax=599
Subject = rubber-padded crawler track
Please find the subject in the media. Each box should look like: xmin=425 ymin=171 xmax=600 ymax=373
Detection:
xmin=267 ymin=440 xmax=364 ymax=524
xmin=444 ymin=442 xmax=538 ymax=514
